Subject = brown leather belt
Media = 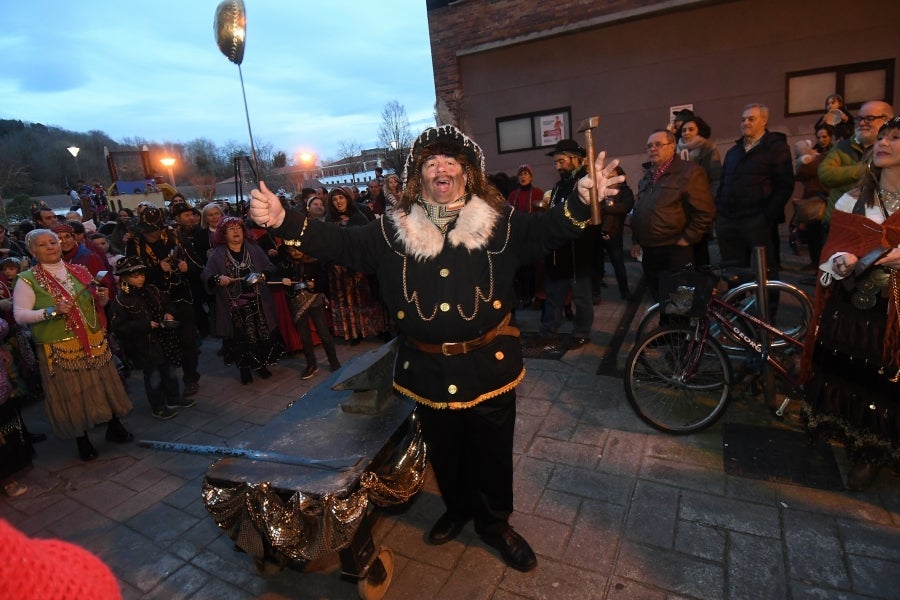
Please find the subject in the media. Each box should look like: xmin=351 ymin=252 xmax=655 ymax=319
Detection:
xmin=405 ymin=313 xmax=520 ymax=356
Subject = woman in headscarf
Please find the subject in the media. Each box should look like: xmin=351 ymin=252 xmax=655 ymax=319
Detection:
xmin=12 ymin=229 xmax=133 ymax=461
xmin=201 ymin=217 xmax=284 ymax=385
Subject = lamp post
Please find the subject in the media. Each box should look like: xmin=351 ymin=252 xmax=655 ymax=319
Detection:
xmin=67 ymin=146 xmax=81 ymax=180
xmin=296 ymin=152 xmax=315 ymax=190
xmin=160 ymin=157 xmax=176 ymax=187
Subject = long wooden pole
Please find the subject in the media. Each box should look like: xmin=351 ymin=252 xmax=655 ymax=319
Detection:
xmin=578 ymin=116 xmax=602 ymax=225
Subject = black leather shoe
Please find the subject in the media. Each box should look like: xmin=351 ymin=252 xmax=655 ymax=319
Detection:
xmin=480 ymin=526 xmax=537 ymax=572
xmin=76 ymin=435 xmax=98 ymax=461
xmin=427 ymin=512 xmax=468 ymax=545
xmin=256 ymin=366 xmax=272 ymax=379
xmin=568 ymin=337 xmax=589 ymax=349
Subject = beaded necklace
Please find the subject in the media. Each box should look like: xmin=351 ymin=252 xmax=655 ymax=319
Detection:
xmin=877 ymin=187 xmax=900 ymax=215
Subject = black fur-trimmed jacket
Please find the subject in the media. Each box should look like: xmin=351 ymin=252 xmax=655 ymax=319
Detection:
xmin=270 ymin=194 xmax=591 ymax=409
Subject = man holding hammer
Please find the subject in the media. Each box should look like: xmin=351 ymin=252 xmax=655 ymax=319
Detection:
xmin=248 ymin=124 xmax=623 ymax=573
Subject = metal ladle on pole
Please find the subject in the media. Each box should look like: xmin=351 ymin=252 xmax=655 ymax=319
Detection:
xmin=214 ymin=0 xmax=260 ymax=181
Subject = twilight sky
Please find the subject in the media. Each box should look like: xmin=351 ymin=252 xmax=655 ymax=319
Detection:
xmin=1 ymin=1 xmax=437 ymax=163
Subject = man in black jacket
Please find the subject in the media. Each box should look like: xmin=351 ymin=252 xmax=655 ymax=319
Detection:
xmin=715 ymin=103 xmax=794 ymax=277
xmin=540 ymin=139 xmax=596 ymax=348
xmin=247 ymin=125 xmax=626 ymax=573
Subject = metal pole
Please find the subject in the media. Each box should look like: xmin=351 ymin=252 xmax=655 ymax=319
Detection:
xmin=752 ymin=246 xmax=775 ymax=410
xmin=237 ymin=64 xmax=259 ymax=180
xmin=138 ymin=440 xmax=363 ymax=471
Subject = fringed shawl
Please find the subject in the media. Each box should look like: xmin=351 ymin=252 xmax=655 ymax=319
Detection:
xmin=799 ymin=208 xmax=900 ymax=380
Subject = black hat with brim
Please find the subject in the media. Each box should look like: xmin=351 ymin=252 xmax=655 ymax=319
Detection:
xmin=545 ymin=139 xmax=586 ymax=157
xmin=114 ymin=255 xmax=147 ymax=276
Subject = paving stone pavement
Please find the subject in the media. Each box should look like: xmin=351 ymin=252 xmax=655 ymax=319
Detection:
xmin=2 ymin=231 xmax=899 ymax=599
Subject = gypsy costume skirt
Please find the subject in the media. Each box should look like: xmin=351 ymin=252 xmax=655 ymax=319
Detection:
xmin=37 ymin=334 xmax=132 ymax=440
xmin=802 ymin=280 xmax=900 ymax=467
xmin=221 ymin=297 xmax=285 ymax=370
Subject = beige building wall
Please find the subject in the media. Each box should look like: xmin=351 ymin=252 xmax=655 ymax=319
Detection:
xmin=427 ymin=0 xmax=898 ymax=186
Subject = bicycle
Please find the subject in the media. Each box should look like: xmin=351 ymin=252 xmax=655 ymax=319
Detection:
xmin=623 ymin=268 xmax=807 ymax=434
xmin=633 ymin=265 xmax=813 ymax=355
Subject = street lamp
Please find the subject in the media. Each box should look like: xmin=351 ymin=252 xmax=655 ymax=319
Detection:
xmin=160 ymin=157 xmax=176 ymax=187
xmin=297 ymin=152 xmax=315 ymax=188
xmin=67 ymin=146 xmax=81 ymax=179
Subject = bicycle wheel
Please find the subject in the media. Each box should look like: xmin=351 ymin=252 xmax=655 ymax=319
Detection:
xmin=634 ymin=303 xmax=661 ymax=341
xmin=719 ymin=281 xmax=812 ymax=350
xmin=624 ymin=325 xmax=733 ymax=434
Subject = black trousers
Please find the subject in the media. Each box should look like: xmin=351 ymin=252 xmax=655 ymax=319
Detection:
xmin=171 ymin=301 xmax=200 ymax=384
xmin=641 ymin=244 xmax=694 ymax=303
xmin=416 ymin=390 xmax=516 ymax=535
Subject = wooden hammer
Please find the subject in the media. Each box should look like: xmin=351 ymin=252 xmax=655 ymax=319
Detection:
xmin=578 ymin=116 xmax=602 ymax=225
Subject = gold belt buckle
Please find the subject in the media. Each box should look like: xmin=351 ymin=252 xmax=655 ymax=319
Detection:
xmin=441 ymin=342 xmax=458 ymax=356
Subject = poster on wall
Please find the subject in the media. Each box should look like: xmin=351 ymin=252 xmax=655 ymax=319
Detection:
xmin=540 ymin=113 xmax=566 ymax=146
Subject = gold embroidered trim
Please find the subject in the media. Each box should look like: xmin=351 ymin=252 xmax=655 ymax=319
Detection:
xmin=43 ymin=330 xmax=111 ymax=376
xmin=563 ymin=200 xmax=590 ymax=229
xmin=392 ymin=368 xmax=525 ymax=410
xmin=281 ymin=216 xmax=309 ymax=247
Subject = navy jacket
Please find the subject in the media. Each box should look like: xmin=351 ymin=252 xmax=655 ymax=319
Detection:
xmin=716 ymin=131 xmax=794 ymax=223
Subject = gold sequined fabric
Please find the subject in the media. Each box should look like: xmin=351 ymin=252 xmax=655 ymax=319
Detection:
xmin=202 ymin=417 xmax=426 ymax=565
xmin=45 ymin=331 xmax=112 ymax=375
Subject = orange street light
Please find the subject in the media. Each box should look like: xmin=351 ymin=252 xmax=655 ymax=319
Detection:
xmin=160 ymin=157 xmax=176 ymax=187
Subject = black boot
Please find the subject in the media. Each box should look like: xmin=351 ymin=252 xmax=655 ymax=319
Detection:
xmin=240 ymin=367 xmax=253 ymax=385
xmin=105 ymin=416 xmax=134 ymax=444
xmin=256 ymin=365 xmax=272 ymax=379
xmin=76 ymin=434 xmax=98 ymax=461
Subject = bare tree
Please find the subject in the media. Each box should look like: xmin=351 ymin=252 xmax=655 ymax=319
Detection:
xmin=336 ymin=140 xmax=364 ymax=186
xmin=0 ymin=164 xmax=30 ymax=223
xmin=378 ymin=101 xmax=413 ymax=174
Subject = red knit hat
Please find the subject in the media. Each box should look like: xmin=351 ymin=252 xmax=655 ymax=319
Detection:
xmin=49 ymin=222 xmax=74 ymax=236
xmin=0 ymin=519 xmax=122 ymax=599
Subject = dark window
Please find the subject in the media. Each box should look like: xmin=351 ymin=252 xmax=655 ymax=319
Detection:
xmin=496 ymin=108 xmax=571 ymax=153
xmin=785 ymin=59 xmax=894 ymax=116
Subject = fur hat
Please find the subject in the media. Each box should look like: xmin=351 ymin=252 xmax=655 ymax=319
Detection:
xmin=114 ymin=255 xmax=146 ymax=276
xmin=545 ymin=139 xmax=586 ymax=157
xmin=135 ymin=206 xmax=167 ymax=233
xmin=402 ymin=125 xmax=485 ymax=185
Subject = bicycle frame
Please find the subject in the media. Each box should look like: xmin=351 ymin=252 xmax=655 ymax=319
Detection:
xmin=671 ymin=291 xmax=806 ymax=421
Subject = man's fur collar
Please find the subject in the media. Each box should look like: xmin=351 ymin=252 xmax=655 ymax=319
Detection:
xmin=387 ymin=195 xmax=500 ymax=261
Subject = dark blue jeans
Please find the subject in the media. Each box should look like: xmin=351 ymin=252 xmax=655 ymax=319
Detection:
xmin=541 ymin=273 xmax=593 ymax=337
xmin=143 ymin=362 xmax=181 ymax=410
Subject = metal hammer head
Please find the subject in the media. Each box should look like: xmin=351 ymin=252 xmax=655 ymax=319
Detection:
xmin=578 ymin=116 xmax=601 ymax=132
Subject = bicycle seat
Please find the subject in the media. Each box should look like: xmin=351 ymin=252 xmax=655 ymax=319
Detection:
xmin=720 ymin=266 xmax=756 ymax=288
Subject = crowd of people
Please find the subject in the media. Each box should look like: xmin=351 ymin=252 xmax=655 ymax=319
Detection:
xmin=0 ymin=183 xmax=399 ymax=483
xmin=1 ymin=95 xmax=897 ymax=578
